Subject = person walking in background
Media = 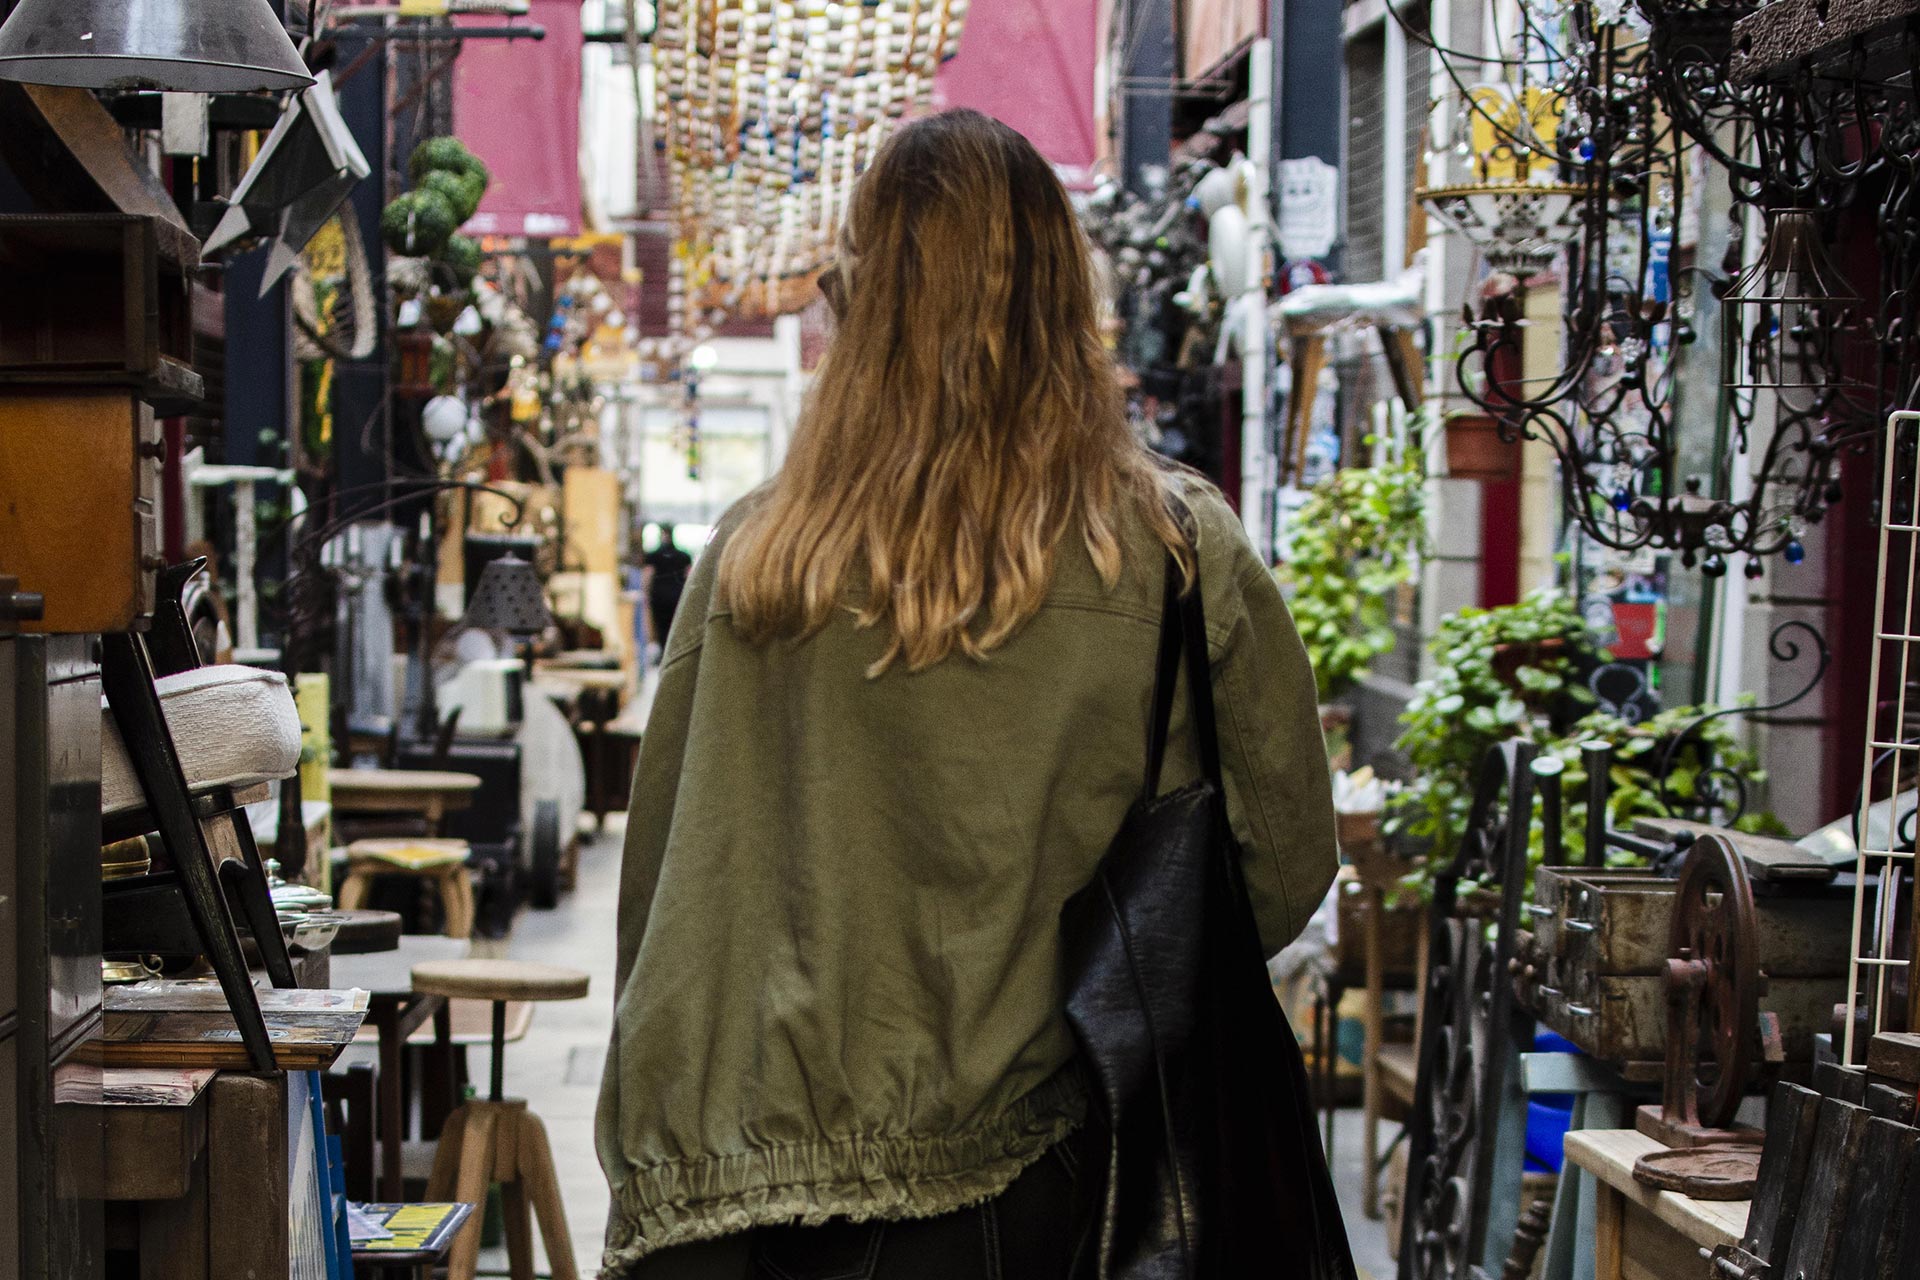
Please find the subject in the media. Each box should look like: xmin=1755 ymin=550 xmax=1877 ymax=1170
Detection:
xmin=598 ymin=109 xmax=1339 ymax=1279
xmin=641 ymin=522 xmax=693 ymax=650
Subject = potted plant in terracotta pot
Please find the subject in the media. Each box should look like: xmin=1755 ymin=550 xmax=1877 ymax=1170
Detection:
xmin=1442 ymin=411 xmax=1521 ymax=483
xmin=1388 ymin=590 xmax=1590 ymax=895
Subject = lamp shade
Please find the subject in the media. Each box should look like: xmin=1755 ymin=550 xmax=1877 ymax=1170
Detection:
xmin=462 ymin=554 xmax=552 ymax=637
xmin=0 ymin=0 xmax=313 ymax=93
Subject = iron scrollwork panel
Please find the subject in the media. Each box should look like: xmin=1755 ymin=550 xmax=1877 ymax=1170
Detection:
xmin=1398 ymin=740 xmax=1540 ymax=1280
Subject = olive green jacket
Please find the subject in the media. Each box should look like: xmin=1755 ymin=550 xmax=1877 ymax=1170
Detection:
xmin=596 ymin=482 xmax=1338 ymax=1274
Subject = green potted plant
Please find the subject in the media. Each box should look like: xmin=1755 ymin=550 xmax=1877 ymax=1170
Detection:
xmin=1541 ymin=703 xmax=1787 ymax=865
xmin=1387 ymin=589 xmax=1591 ymax=892
xmin=1279 ymin=448 xmax=1427 ymax=706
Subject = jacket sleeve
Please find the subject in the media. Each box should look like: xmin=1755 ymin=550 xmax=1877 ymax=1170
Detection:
xmin=1204 ymin=513 xmax=1340 ymax=957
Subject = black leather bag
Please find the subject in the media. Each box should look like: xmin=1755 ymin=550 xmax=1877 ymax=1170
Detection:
xmin=1061 ymin=548 xmax=1356 ymax=1280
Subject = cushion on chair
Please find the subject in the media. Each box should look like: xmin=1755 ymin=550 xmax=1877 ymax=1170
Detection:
xmin=101 ymin=664 xmax=303 ymax=816
xmin=347 ymin=838 xmax=472 ymax=870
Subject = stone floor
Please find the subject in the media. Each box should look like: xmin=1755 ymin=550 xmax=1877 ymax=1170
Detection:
xmin=457 ymin=812 xmax=1400 ymax=1278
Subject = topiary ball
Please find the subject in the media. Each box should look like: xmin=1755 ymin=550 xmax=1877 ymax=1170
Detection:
xmin=438 ymin=234 xmax=484 ymax=288
xmin=409 ymin=136 xmax=490 ymax=192
xmin=418 ymin=170 xmax=480 ymax=223
xmin=380 ymin=190 xmax=458 ymax=258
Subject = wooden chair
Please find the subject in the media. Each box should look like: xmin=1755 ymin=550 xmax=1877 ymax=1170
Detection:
xmin=412 ymin=958 xmax=590 ymax=1280
xmin=99 ymin=559 xmax=299 ymax=1071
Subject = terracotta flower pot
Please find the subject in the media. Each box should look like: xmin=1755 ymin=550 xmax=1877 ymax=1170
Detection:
xmin=1445 ymin=413 xmax=1521 ymax=483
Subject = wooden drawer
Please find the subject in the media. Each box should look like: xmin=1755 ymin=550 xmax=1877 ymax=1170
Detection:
xmin=0 ymin=390 xmax=157 ymax=633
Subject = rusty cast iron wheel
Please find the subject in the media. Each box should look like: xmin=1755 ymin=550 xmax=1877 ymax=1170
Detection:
xmin=1670 ymin=834 xmax=1761 ymax=1129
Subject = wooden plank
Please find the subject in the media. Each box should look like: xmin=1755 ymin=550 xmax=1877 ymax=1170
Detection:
xmin=1619 ymin=1200 xmax=1701 ymax=1280
xmin=207 ymin=1074 xmax=289 ymax=1280
xmin=1811 ymin=1061 xmax=1868 ymax=1105
xmin=1869 ymin=1032 xmax=1920 ymax=1087
xmin=1867 ymin=1082 xmax=1916 ymax=1126
xmin=91 ymin=1093 xmax=207 ymax=1201
xmin=1594 ymin=1181 xmax=1624 ymax=1280
xmin=1830 ymin=1118 xmax=1918 ymax=1280
xmin=1742 ymin=1082 xmax=1821 ymax=1263
xmin=1778 ymin=1097 xmax=1871 ymax=1280
xmin=1562 ymin=1129 xmax=1749 ymax=1249
xmin=1894 ymin=1139 xmax=1920 ymax=1280
xmin=137 ymin=1149 xmax=208 ymax=1280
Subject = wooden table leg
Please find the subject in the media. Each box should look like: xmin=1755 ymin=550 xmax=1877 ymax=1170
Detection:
xmin=375 ymin=1001 xmax=405 ymax=1202
xmin=517 ymin=1109 xmax=579 ymax=1280
xmin=1362 ymin=885 xmax=1385 ymax=1219
xmin=1593 ymin=1181 xmax=1624 ymax=1280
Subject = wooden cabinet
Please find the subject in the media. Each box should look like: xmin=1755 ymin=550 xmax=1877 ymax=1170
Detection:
xmin=2 ymin=634 xmax=106 ymax=1280
xmin=0 ymin=390 xmax=159 ymax=633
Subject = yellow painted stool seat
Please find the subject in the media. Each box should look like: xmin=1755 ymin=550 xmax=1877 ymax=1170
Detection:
xmin=337 ymin=839 xmax=474 ymax=939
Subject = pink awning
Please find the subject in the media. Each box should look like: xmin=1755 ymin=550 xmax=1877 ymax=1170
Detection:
xmin=933 ymin=0 xmax=1100 ymax=187
xmin=453 ymin=2 xmax=583 ymax=238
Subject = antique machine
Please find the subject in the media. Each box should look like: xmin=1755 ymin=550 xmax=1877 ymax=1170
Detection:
xmin=1514 ymin=825 xmax=1851 ymax=1201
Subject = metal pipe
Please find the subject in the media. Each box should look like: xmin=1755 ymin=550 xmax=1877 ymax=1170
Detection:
xmin=1582 ymin=739 xmax=1612 ymax=867
xmin=490 ymin=1000 xmax=508 ymax=1101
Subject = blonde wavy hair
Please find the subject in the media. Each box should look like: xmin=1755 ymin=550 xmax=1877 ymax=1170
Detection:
xmin=717 ymin=109 xmax=1189 ymax=674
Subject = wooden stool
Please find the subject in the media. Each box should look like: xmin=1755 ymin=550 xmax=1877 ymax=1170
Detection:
xmin=340 ymin=839 xmax=474 ymax=939
xmin=412 ymin=959 xmax=590 ymax=1280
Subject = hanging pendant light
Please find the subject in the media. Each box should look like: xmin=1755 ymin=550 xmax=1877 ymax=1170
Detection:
xmin=0 ymin=0 xmax=313 ymax=94
xmin=1721 ymin=208 xmax=1862 ymax=395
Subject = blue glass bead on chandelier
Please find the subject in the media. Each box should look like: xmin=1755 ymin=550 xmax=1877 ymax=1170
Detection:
xmin=1612 ymin=488 xmax=1632 ymax=512
xmin=1578 ymin=137 xmax=1596 ymax=161
xmin=1784 ymin=539 xmax=1806 ymax=564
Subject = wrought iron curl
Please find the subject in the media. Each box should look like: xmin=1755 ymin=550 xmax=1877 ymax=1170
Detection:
xmin=1654 ymin=619 xmax=1831 ymax=821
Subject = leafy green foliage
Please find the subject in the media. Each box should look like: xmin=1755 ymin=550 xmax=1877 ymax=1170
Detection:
xmin=418 ymin=170 xmax=481 ymax=224
xmin=409 ymin=136 xmax=491 ymax=190
xmin=380 ymin=190 xmax=458 ymax=257
xmin=1389 ymin=592 xmax=1783 ymax=900
xmin=1280 ymin=453 xmax=1427 ymax=700
xmin=1541 ymin=705 xmax=1786 ymax=865
xmin=1389 ymin=590 xmax=1589 ymax=875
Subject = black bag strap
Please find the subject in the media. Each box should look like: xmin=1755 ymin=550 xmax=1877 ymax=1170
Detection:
xmin=1143 ymin=556 xmax=1184 ymax=797
xmin=1143 ymin=542 xmax=1226 ymax=799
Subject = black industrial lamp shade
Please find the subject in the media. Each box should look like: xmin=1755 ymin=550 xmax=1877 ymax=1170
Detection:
xmin=0 ymin=0 xmax=313 ymax=93
xmin=462 ymin=554 xmax=553 ymax=638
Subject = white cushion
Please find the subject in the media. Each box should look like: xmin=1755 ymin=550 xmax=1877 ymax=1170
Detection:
xmin=102 ymin=665 xmax=303 ymax=816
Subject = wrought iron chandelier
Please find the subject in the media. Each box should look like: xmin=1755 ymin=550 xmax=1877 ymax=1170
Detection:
xmin=1414 ymin=0 xmax=1920 ymax=575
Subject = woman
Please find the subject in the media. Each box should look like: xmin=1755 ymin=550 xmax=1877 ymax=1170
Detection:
xmin=598 ymin=109 xmax=1338 ymax=1279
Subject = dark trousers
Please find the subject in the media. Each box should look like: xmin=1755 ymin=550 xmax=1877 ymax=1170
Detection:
xmin=626 ymin=1131 xmax=1095 ymax=1280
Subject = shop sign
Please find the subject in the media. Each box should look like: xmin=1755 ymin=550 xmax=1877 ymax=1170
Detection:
xmin=1277 ymin=157 xmax=1339 ymax=261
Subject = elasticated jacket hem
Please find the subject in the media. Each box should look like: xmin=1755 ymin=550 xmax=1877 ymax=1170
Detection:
xmin=601 ymin=1070 xmax=1085 ymax=1275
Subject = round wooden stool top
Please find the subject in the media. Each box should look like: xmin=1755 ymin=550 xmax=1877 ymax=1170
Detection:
xmin=410 ymin=958 xmax=590 ymax=1003
xmin=327 ymin=909 xmax=405 ymax=955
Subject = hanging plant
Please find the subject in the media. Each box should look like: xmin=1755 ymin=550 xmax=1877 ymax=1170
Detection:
xmin=380 ymin=189 xmax=458 ymax=258
xmin=418 ymin=169 xmax=483 ymax=224
xmin=409 ymin=136 xmax=491 ymax=193
xmin=1279 ymin=446 xmax=1428 ymax=701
